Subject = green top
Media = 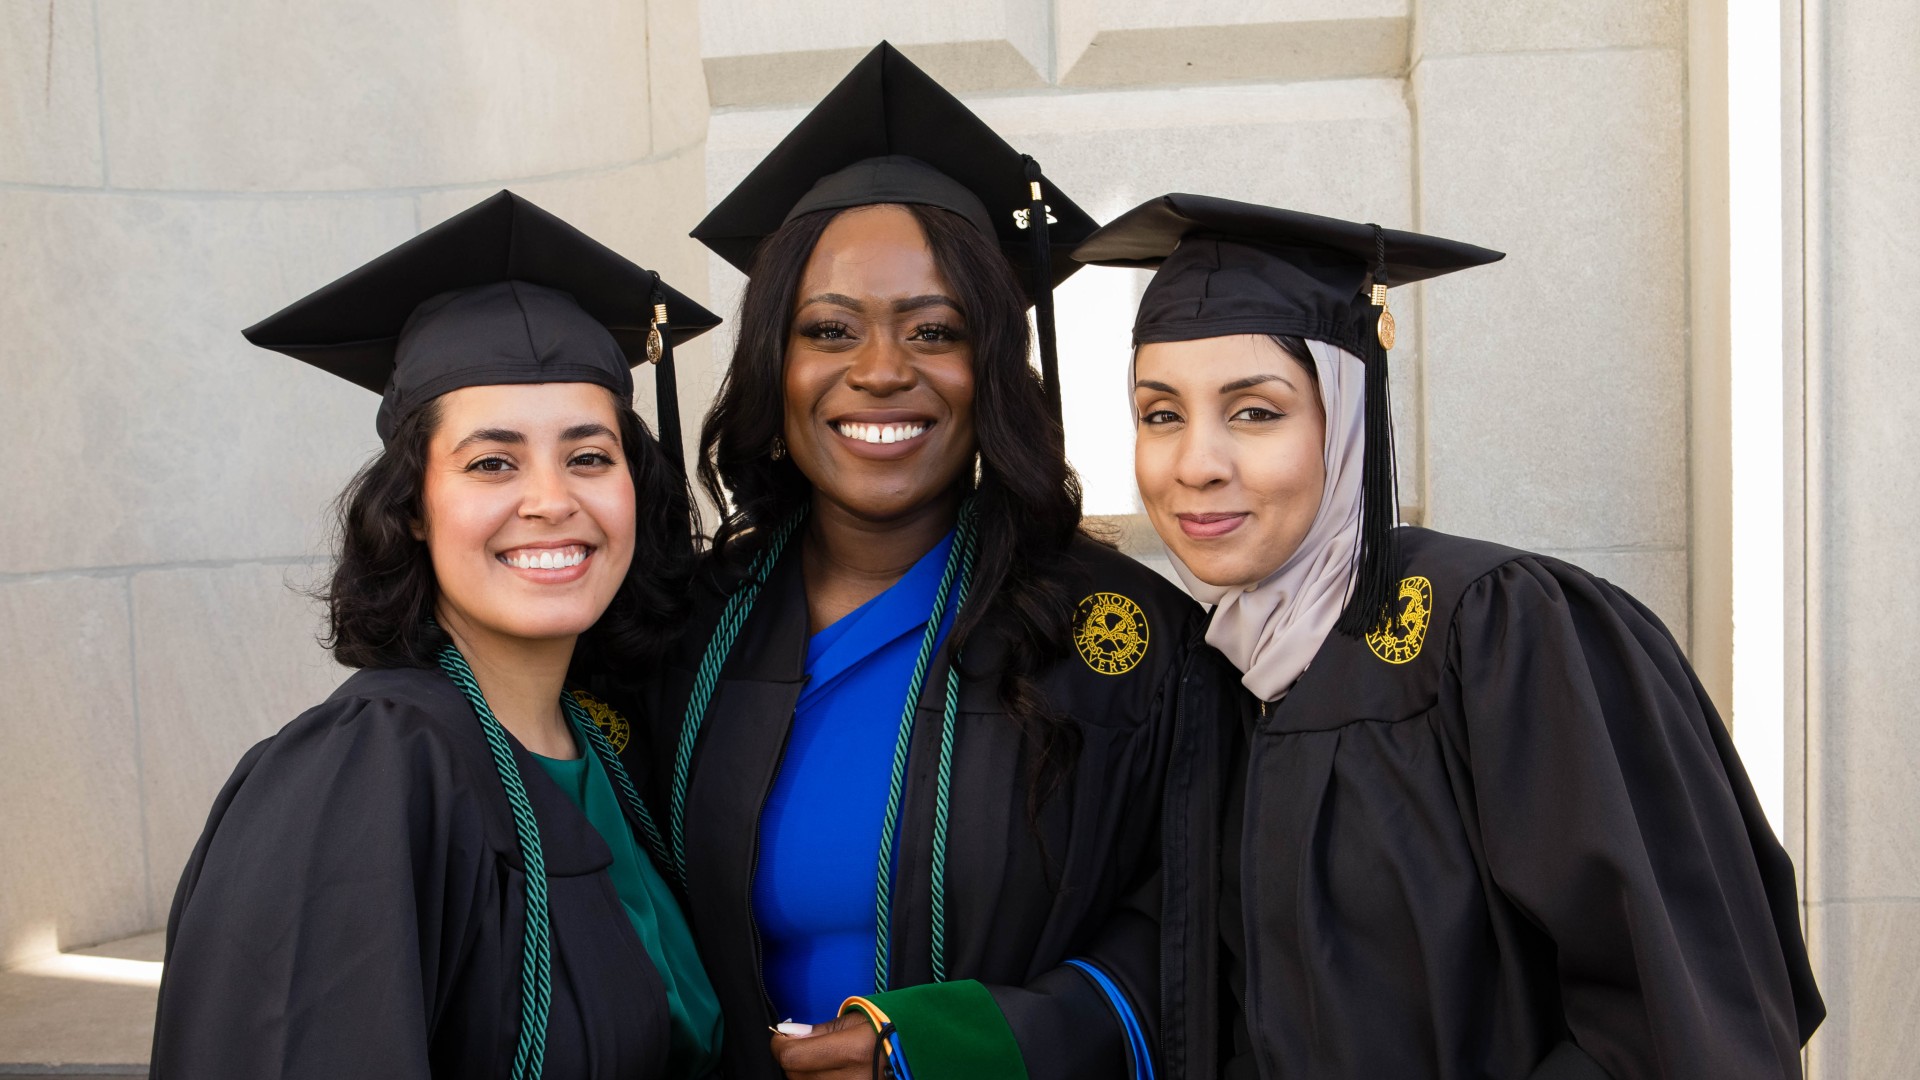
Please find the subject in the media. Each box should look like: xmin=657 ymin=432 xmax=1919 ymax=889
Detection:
xmin=532 ymin=738 xmax=723 ymax=1078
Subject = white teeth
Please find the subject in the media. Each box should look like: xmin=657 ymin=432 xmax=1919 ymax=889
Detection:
xmin=502 ymin=547 xmax=588 ymax=570
xmin=836 ymin=422 xmax=927 ymax=445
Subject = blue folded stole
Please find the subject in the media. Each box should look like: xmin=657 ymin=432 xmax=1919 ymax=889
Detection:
xmin=1065 ymin=959 xmax=1155 ymax=1080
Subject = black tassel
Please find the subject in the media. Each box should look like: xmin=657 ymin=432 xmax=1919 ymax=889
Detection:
xmin=1021 ymin=155 xmax=1064 ymax=428
xmin=1336 ymin=230 xmax=1401 ymax=637
xmin=649 ymin=274 xmax=685 ymax=476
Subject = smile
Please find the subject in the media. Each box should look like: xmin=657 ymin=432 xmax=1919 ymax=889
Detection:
xmin=497 ymin=544 xmax=593 ymax=571
xmin=831 ymin=420 xmax=929 ymax=445
xmin=1177 ymin=513 xmax=1248 ymax=540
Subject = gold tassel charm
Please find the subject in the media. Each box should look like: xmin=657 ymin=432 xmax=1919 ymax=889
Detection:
xmin=1371 ymin=282 xmax=1396 ymax=350
xmin=645 ymin=301 xmax=668 ymax=364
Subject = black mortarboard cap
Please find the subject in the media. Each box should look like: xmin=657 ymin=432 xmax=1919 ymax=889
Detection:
xmin=691 ymin=41 xmax=1097 ymax=424
xmin=1074 ymin=192 xmax=1504 ymax=636
xmin=244 ymin=189 xmax=720 ymax=466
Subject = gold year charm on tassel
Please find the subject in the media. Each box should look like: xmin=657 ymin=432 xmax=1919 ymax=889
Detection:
xmin=1371 ymin=283 xmax=1396 ymax=350
xmin=644 ymin=302 xmax=667 ymax=364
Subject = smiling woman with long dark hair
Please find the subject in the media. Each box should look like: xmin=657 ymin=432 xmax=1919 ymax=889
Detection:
xmin=148 ymin=192 xmax=725 ymax=1080
xmin=702 ymin=199 xmax=1087 ymax=799
xmin=614 ymin=45 xmax=1233 ymax=1080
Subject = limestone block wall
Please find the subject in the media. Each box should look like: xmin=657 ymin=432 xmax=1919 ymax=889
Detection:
xmin=1801 ymin=0 xmax=1920 ymax=1070
xmin=1412 ymin=2 xmax=1691 ymax=634
xmin=0 ymin=0 xmax=712 ymax=968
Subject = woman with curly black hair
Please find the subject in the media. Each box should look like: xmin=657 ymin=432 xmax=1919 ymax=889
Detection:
xmin=150 ymin=192 xmax=725 ymax=1080
xmin=618 ymin=45 xmax=1234 ymax=1080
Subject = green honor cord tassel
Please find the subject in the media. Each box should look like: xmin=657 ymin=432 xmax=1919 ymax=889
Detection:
xmin=669 ymin=512 xmax=808 ymax=886
xmin=438 ymin=645 xmax=552 ymax=1080
xmin=440 ymin=641 xmax=669 ymax=1079
xmin=926 ymin=510 xmax=979 ymax=983
xmin=872 ymin=501 xmax=978 ymax=991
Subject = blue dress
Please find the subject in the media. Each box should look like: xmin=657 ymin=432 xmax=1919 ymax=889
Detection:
xmin=752 ymin=532 xmax=957 ymax=1023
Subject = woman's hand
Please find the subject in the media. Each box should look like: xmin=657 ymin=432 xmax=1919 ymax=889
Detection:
xmin=769 ymin=1012 xmax=881 ymax=1080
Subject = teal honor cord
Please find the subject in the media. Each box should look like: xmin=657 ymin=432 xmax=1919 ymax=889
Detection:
xmin=437 ymin=642 xmax=667 ymax=1080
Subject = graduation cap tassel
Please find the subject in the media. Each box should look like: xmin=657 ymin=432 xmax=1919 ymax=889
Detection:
xmin=647 ymin=274 xmax=685 ymax=475
xmin=1021 ymin=155 xmax=1064 ymax=427
xmin=1337 ymin=227 xmax=1403 ymax=638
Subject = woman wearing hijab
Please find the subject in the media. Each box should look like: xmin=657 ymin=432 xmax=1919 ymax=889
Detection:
xmin=150 ymin=191 xmax=724 ymax=1080
xmin=1075 ymin=193 xmax=1824 ymax=1080
xmin=616 ymin=45 xmax=1232 ymax=1080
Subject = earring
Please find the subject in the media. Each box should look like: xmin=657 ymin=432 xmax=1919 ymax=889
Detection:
xmin=770 ymin=435 xmax=787 ymax=461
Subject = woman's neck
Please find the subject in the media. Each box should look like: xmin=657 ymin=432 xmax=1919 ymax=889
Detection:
xmin=802 ymin=489 xmax=960 ymax=634
xmin=437 ymin=606 xmax=579 ymax=759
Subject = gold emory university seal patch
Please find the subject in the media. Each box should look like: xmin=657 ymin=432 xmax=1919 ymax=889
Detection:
xmin=570 ymin=690 xmax=631 ymax=753
xmin=1366 ymin=575 xmax=1434 ymax=664
xmin=1075 ymin=592 xmax=1150 ymax=675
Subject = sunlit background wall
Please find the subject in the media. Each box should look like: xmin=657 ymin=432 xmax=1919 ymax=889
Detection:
xmin=1 ymin=0 xmax=1914 ymax=1073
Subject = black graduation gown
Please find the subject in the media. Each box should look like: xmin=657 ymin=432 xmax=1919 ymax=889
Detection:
xmin=623 ymin=534 xmax=1230 ymax=1079
xmin=150 ymin=666 xmax=676 ymax=1080
xmin=1165 ymin=527 xmax=1824 ymax=1080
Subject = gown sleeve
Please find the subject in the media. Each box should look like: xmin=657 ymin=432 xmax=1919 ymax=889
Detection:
xmin=843 ymin=634 xmax=1201 ymax=1080
xmin=842 ymin=847 xmax=1160 ymax=1080
xmin=150 ymin=695 xmax=492 ymax=1080
xmin=1451 ymin=558 xmax=1823 ymax=1079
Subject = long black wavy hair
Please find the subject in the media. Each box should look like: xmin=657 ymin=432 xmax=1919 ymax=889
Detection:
xmin=700 ymin=203 xmax=1088 ymax=811
xmin=321 ymin=392 xmax=695 ymax=688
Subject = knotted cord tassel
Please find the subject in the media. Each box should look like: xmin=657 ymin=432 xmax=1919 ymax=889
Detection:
xmin=1021 ymin=155 xmax=1064 ymax=427
xmin=1337 ymin=226 xmax=1402 ymax=637
xmin=649 ymin=273 xmax=685 ymax=475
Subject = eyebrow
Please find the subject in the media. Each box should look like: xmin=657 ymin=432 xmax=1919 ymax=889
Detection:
xmin=451 ymin=427 xmax=523 ymax=454
xmin=799 ymin=292 xmax=960 ymax=314
xmin=1132 ymin=374 xmax=1299 ymax=396
xmin=561 ymin=422 xmax=618 ymax=443
xmin=1220 ymin=373 xmax=1297 ymax=394
xmin=450 ymin=422 xmax=617 ymax=454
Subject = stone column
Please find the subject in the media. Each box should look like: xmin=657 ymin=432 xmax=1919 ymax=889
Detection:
xmin=1799 ymin=0 xmax=1920 ymax=1071
xmin=1411 ymin=1 xmax=1692 ymax=643
xmin=0 ymin=0 xmax=709 ymax=965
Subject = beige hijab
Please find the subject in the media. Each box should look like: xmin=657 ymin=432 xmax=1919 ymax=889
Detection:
xmin=1166 ymin=338 xmax=1369 ymax=702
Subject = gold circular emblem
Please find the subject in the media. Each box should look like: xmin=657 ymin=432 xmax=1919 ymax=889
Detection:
xmin=1376 ymin=308 xmax=1397 ymax=350
xmin=1074 ymin=592 xmax=1150 ymax=676
xmin=1365 ymin=575 xmax=1433 ymax=664
xmin=644 ymin=325 xmax=665 ymax=365
xmin=571 ymin=690 xmax=630 ymax=753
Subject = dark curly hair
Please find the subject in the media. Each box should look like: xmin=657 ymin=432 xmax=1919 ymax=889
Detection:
xmin=699 ymin=203 xmax=1089 ymax=813
xmin=321 ymin=392 xmax=695 ymax=687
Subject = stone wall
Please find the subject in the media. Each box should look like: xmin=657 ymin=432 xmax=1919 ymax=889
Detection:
xmin=1800 ymin=0 xmax=1920 ymax=1071
xmin=0 ymin=0 xmax=712 ymax=968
